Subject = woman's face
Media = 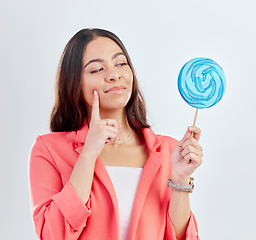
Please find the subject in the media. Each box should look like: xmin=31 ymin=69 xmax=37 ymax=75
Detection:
xmin=81 ymin=37 xmax=133 ymax=113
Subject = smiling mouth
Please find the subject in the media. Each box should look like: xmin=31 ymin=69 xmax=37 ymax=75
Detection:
xmin=104 ymin=86 xmax=126 ymax=94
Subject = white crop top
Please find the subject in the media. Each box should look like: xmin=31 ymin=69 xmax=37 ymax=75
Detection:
xmin=105 ymin=166 xmax=142 ymax=240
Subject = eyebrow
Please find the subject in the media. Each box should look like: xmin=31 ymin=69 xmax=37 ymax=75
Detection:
xmin=84 ymin=52 xmax=125 ymax=69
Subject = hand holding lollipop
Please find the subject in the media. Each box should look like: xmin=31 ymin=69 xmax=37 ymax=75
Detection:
xmin=169 ymin=57 xmax=226 ymax=184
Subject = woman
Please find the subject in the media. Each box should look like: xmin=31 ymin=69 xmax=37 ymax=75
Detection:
xmin=29 ymin=28 xmax=203 ymax=240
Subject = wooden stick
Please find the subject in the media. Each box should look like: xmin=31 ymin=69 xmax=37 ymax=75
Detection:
xmin=190 ymin=108 xmax=199 ymax=138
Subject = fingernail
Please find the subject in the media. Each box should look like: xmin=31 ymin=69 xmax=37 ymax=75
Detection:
xmin=94 ymin=90 xmax=97 ymax=95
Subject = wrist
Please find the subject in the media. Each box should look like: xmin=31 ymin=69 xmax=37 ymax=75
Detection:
xmin=170 ymin=174 xmax=191 ymax=185
xmin=167 ymin=177 xmax=194 ymax=193
xmin=80 ymin=148 xmax=98 ymax=162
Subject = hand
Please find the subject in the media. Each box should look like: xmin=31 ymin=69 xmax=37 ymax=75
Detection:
xmin=170 ymin=126 xmax=203 ymax=184
xmin=81 ymin=91 xmax=119 ymax=158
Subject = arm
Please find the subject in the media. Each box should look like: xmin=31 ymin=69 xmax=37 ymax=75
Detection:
xmin=29 ymin=136 xmax=91 ymax=240
xmin=69 ymin=90 xmax=119 ymax=203
xmin=168 ymin=126 xmax=202 ymax=240
xmin=29 ymin=91 xmax=119 ymax=239
xmin=168 ymin=184 xmax=191 ymax=240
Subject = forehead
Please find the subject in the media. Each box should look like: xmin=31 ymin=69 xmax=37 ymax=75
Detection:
xmin=83 ymin=37 xmax=123 ymax=61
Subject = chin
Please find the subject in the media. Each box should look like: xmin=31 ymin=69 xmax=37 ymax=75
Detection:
xmin=102 ymin=94 xmax=131 ymax=107
xmin=102 ymin=98 xmax=130 ymax=111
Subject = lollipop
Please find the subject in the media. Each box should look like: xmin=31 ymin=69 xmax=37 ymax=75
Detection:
xmin=178 ymin=57 xmax=226 ymax=135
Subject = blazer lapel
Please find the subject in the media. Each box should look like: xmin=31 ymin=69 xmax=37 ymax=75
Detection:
xmin=94 ymin=158 xmax=120 ymax=237
xmin=129 ymin=128 xmax=162 ymax=240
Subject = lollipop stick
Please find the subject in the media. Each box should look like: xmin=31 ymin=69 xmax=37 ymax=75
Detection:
xmin=190 ymin=108 xmax=199 ymax=138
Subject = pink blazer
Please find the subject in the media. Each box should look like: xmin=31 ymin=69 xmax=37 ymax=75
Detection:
xmin=29 ymin=121 xmax=199 ymax=239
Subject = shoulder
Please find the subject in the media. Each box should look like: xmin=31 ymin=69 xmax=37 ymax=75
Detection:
xmin=156 ymin=134 xmax=178 ymax=152
xmin=157 ymin=134 xmax=178 ymax=145
xmin=146 ymin=127 xmax=178 ymax=147
xmin=142 ymin=127 xmax=178 ymax=152
xmin=35 ymin=131 xmax=76 ymax=144
xmin=30 ymin=131 xmax=76 ymax=157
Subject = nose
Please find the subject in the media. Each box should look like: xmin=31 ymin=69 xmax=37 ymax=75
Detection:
xmin=105 ymin=69 xmax=122 ymax=82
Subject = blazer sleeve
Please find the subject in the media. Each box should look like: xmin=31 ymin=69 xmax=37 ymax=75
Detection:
xmin=164 ymin=211 xmax=199 ymax=240
xmin=29 ymin=136 xmax=91 ymax=240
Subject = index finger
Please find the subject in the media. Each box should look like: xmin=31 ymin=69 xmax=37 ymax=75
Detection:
xmin=178 ymin=126 xmax=201 ymax=147
xmin=188 ymin=126 xmax=201 ymax=141
xmin=91 ymin=90 xmax=101 ymax=122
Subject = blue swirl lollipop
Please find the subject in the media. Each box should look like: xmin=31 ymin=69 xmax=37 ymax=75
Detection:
xmin=178 ymin=57 xmax=226 ymax=109
xmin=178 ymin=57 xmax=226 ymax=136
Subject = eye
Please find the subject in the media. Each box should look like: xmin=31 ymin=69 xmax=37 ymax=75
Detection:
xmin=116 ymin=62 xmax=127 ymax=67
xmin=90 ymin=68 xmax=103 ymax=74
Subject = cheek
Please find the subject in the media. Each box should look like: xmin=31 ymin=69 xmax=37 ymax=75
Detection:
xmin=124 ymin=69 xmax=133 ymax=87
xmin=81 ymin=77 xmax=95 ymax=106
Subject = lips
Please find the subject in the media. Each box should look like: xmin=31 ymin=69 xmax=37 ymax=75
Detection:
xmin=104 ymin=85 xmax=126 ymax=93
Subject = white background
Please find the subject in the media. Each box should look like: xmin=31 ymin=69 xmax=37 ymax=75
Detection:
xmin=1 ymin=0 xmax=256 ymax=239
